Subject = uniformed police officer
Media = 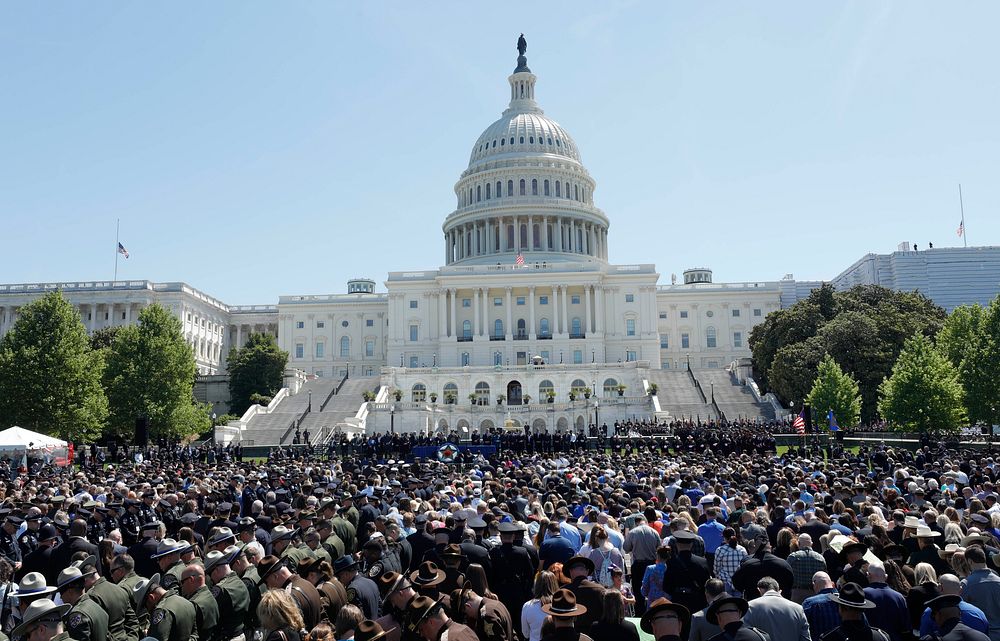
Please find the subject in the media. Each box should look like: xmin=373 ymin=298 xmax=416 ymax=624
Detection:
xmin=119 ymin=501 xmax=142 ymax=548
xmin=76 ymin=555 xmax=141 ymax=641
xmin=640 ymin=598 xmax=691 ymax=641
xmin=488 ymin=522 xmax=534 ymax=634
xmin=228 ymin=545 xmax=262 ymax=639
xmin=450 ymin=583 xmax=514 ymax=641
xmin=10 ymin=598 xmax=71 ymax=641
xmin=18 ymin=509 xmax=43 ymax=557
xmin=920 ymin=594 xmax=989 ymax=641
xmin=109 ymin=555 xmax=148 ymax=632
xmin=821 ymin=583 xmax=890 ymax=641
xmin=55 ymin=567 xmax=110 ymax=641
xmin=0 ymin=515 xmax=24 ymax=566
xmin=180 ymin=565 xmax=218 ymax=641
xmin=257 ymin=556 xmax=324 ymax=631
xmin=705 ymin=595 xmax=770 ymax=641
xmin=375 ymin=572 xmax=421 ymax=641
xmin=134 ymin=574 xmax=198 ymax=641
xmin=205 ymin=548 xmax=250 ymax=641
xmin=334 ymin=555 xmax=381 ymax=620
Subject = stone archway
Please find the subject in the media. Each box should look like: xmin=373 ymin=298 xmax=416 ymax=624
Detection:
xmin=532 ymin=418 xmax=547 ymax=434
xmin=506 ymin=380 xmax=523 ymax=405
xmin=437 ymin=419 xmax=449 ymax=433
xmin=575 ymin=415 xmax=585 ymax=430
xmin=556 ymin=417 xmax=569 ymax=432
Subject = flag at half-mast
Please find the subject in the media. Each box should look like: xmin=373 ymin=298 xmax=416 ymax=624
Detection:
xmin=515 ymin=252 xmax=524 ymax=266
xmin=792 ymin=410 xmax=806 ymax=435
xmin=827 ymin=409 xmax=841 ymax=432
xmin=118 ymin=242 xmax=130 ymax=259
xmin=957 ymin=220 xmax=965 ymax=237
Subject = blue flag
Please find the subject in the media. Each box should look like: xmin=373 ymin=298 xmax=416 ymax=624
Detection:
xmin=827 ymin=410 xmax=840 ymax=432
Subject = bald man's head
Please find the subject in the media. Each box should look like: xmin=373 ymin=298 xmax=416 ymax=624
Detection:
xmin=812 ymin=571 xmax=833 ymax=592
xmin=180 ymin=564 xmax=205 ymax=597
xmin=939 ymin=574 xmax=962 ymax=595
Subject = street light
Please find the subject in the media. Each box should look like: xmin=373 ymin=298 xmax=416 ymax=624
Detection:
xmin=592 ymin=349 xmax=595 ymax=363
xmin=390 ymin=403 xmax=396 ymax=434
xmin=686 ymin=353 xmax=691 ymax=371
xmin=710 ymin=382 xmax=714 ymax=403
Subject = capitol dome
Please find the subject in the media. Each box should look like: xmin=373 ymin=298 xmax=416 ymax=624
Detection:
xmin=443 ymin=38 xmax=609 ymax=266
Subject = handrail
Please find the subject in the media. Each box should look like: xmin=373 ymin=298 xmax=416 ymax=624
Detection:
xmin=688 ymin=370 xmax=708 ymax=404
xmin=319 ymin=373 xmax=349 ymax=412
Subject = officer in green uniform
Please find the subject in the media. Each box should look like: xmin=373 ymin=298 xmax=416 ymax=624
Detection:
xmin=304 ymin=530 xmax=332 ymax=565
xmin=109 ymin=555 xmax=148 ymax=633
xmin=205 ymin=549 xmax=251 ymax=641
xmin=56 ymin=567 xmax=110 ymax=641
xmin=228 ymin=546 xmax=262 ymax=640
xmin=273 ymin=527 xmax=313 ymax=566
xmin=330 ymin=505 xmax=357 ymax=555
xmin=76 ymin=555 xmax=141 ymax=641
xmin=315 ymin=519 xmax=346 ymax=559
xmin=180 ymin=565 xmax=218 ymax=641
xmin=151 ymin=540 xmax=188 ymax=592
xmin=10 ymin=599 xmax=71 ymax=641
xmin=133 ymin=573 xmax=199 ymax=641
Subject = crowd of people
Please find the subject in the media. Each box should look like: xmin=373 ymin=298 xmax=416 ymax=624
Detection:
xmin=0 ymin=430 xmax=996 ymax=641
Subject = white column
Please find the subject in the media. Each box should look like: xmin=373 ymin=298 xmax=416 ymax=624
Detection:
xmin=542 ymin=216 xmax=549 ymax=251
xmin=89 ymin=303 xmax=97 ymax=332
xmin=449 ymin=289 xmax=457 ymax=339
xmin=553 ymin=286 xmax=561 ymax=334
xmin=473 ymin=288 xmax=480 ymax=337
xmin=527 ymin=215 xmax=534 ymax=250
xmin=584 ymin=285 xmax=592 ymax=334
xmin=505 ymin=287 xmax=513 ymax=339
xmin=124 ymin=303 xmax=132 ymax=325
xmin=514 ymin=217 xmax=521 ymax=255
xmin=595 ymin=286 xmax=604 ymax=334
xmin=561 ymin=284 xmax=570 ymax=336
xmin=236 ymin=324 xmax=243 ymax=349
xmin=528 ymin=286 xmax=536 ymax=339
xmin=438 ymin=291 xmax=446 ymax=339
xmin=481 ymin=287 xmax=489 ymax=337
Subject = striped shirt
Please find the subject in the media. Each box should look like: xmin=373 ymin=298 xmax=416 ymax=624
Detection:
xmin=787 ymin=548 xmax=827 ymax=589
xmin=713 ymin=543 xmax=748 ymax=594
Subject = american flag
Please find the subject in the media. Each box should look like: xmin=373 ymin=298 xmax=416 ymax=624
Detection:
xmin=515 ymin=252 xmax=524 ymax=266
xmin=957 ymin=220 xmax=964 ymax=237
xmin=117 ymin=242 xmax=130 ymax=259
xmin=792 ymin=410 xmax=806 ymax=435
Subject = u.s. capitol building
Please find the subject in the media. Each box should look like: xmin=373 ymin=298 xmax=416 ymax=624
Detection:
xmin=2 ymin=40 xmax=997 ymax=441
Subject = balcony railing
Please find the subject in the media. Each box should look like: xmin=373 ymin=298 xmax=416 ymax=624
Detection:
xmin=569 ymin=333 xmax=586 ymax=339
xmin=537 ymin=334 xmax=552 ymax=340
xmin=457 ymin=336 xmax=473 ymax=342
xmin=513 ymin=332 xmax=528 ymax=341
xmin=490 ymin=335 xmax=505 ymax=341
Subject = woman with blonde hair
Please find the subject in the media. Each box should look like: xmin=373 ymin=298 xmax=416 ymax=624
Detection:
xmin=907 ymin=563 xmax=940 ymax=634
xmin=521 ymin=571 xmax=557 ymax=641
xmin=258 ymin=590 xmax=306 ymax=641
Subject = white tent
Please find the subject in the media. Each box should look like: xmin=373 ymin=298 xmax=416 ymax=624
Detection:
xmin=0 ymin=426 xmax=68 ymax=451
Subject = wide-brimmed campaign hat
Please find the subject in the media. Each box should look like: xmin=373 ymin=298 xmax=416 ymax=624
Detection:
xmin=10 ymin=599 xmax=71 ymax=639
xmin=915 ymin=526 xmax=942 ymax=539
xmin=377 ymin=571 xmax=412 ymax=607
xmin=150 ymin=538 xmax=186 ymax=559
xmin=828 ymin=582 xmax=876 ymax=609
xmin=56 ymin=567 xmax=86 ymax=591
xmin=132 ymin=574 xmax=161 ymax=606
xmin=333 ymin=555 xmax=359 ymax=575
xmin=204 ymin=550 xmax=231 ymax=574
xmin=407 ymin=595 xmax=446 ymax=624
xmin=640 ymin=597 xmax=690 ymax=633
xmin=354 ymin=620 xmax=389 ymax=641
xmin=562 ymin=555 xmax=595 ymax=575
xmin=16 ymin=573 xmax=57 ymax=599
xmin=409 ymin=561 xmax=445 ymax=587
xmin=207 ymin=527 xmax=236 ymax=547
xmin=706 ymin=596 xmax=748 ymax=625
xmin=255 ymin=557 xmax=285 ymax=586
xmin=541 ymin=589 xmax=587 ymax=618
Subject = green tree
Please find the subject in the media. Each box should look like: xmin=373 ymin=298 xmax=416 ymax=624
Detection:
xmin=89 ymin=325 xmax=122 ymax=352
xmin=960 ymin=295 xmax=1000 ymax=426
xmin=878 ymin=334 xmax=966 ymax=434
xmin=0 ymin=291 xmax=108 ymax=442
xmin=104 ymin=304 xmax=210 ymax=439
xmin=806 ymin=354 xmax=862 ymax=429
xmin=227 ymin=333 xmax=288 ymax=415
xmin=768 ymin=336 xmax=827 ymax=407
xmin=936 ymin=303 xmax=985 ymax=369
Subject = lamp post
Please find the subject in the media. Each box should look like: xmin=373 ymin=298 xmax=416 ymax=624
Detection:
xmin=592 ymin=349 xmax=595 ymax=363
xmin=390 ymin=404 xmax=396 ymax=434
xmin=686 ymin=353 xmax=691 ymax=371
xmin=308 ymin=389 xmax=312 ymax=412
xmin=710 ymin=382 xmax=714 ymax=403
xmin=400 ymin=353 xmax=404 ymax=367
xmin=432 ymin=353 xmax=437 ymax=367
xmin=211 ymin=412 xmax=217 ymax=444
xmin=560 ymin=350 xmax=564 ymax=364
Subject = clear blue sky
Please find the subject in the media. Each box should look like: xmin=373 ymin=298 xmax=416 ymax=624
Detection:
xmin=2 ymin=3 xmax=998 ymax=304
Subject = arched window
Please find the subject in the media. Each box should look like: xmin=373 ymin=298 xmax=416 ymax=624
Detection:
xmin=476 ymin=185 xmax=481 ymax=202
xmin=532 ymin=224 xmax=540 ymax=248
xmin=520 ymin=136 xmax=524 ymax=144
xmin=340 ymin=336 xmax=350 ymax=357
xmin=496 ymin=181 xmax=502 ymax=198
xmin=529 ymin=136 xmax=534 ymax=144
xmin=494 ymin=319 xmax=504 ymax=338
xmin=603 ymin=378 xmax=619 ymax=397
xmin=516 ymin=318 xmax=526 ymax=338
xmin=575 ymin=184 xmax=580 ymax=201
xmin=543 ymin=180 xmax=550 ymax=196
xmin=531 ymin=179 xmax=538 ymax=195
xmin=500 ymin=138 xmax=504 ymax=146
xmin=571 ymin=379 xmax=588 ymax=395
xmin=462 ymin=320 xmax=471 ymax=338
xmin=411 ymin=383 xmax=426 ymax=402
xmin=519 ymin=179 xmax=526 ymax=196
xmin=506 ymin=225 xmax=514 ymax=250
xmin=571 ymin=317 xmax=582 ymax=336
xmin=555 ymin=181 xmax=561 ymax=197
xmin=540 ymin=318 xmax=550 ymax=337
xmin=706 ymin=326 xmax=717 ymax=348
xmin=520 ymin=224 xmax=528 ymax=248
xmin=507 ymin=180 xmax=514 ymax=197
xmin=469 ymin=188 xmax=473 ymax=204
xmin=444 ymin=382 xmax=458 ymax=403
xmin=539 ymin=380 xmax=554 ymax=398
xmin=485 ymin=182 xmax=491 ymax=200
xmin=475 ymin=382 xmax=490 ymax=404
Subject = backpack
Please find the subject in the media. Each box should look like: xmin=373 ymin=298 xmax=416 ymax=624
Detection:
xmin=596 ymin=549 xmax=614 ymax=587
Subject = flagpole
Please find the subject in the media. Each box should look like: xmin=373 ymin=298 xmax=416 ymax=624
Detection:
xmin=959 ymin=184 xmax=968 ymax=248
xmin=114 ymin=218 xmax=120 ymax=282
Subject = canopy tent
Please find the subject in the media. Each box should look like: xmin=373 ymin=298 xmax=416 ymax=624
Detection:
xmin=0 ymin=426 xmax=67 ymax=450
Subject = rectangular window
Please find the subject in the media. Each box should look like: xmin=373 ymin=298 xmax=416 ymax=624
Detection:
xmin=571 ymin=295 xmax=580 ymax=305
xmin=365 ymin=340 xmax=375 ymax=357
xmin=626 ymin=350 xmax=637 ymax=362
xmin=540 ymin=351 xmax=550 ymax=361
xmin=732 ymin=309 xmax=740 ymax=318
xmin=409 ymin=300 xmax=418 ymax=309
xmin=660 ymin=336 xmax=669 ymax=349
xmin=626 ymin=319 xmax=636 ymax=336
xmin=659 ymin=312 xmax=667 ymax=319
xmin=494 ymin=297 xmax=502 ymax=306
xmin=516 ymin=296 xmax=525 ymax=306
xmin=573 ymin=350 xmax=583 ymax=364
xmin=734 ymin=332 xmax=743 ymax=348
xmin=754 ymin=308 xmax=762 ymax=317
xmin=681 ymin=333 xmax=690 ymax=349
xmin=296 ymin=321 xmax=304 ymax=329
xmin=461 ymin=353 xmax=470 ymax=366
xmin=539 ymin=296 xmax=548 ymax=305
xmin=625 ymin=294 xmax=634 ymax=303
xmin=662 ymin=361 xmax=671 ymax=369
xmin=409 ymin=325 xmax=418 ymax=342
xmin=680 ymin=311 xmax=688 ymax=319
xmin=295 ymin=343 xmax=304 ymax=359
xmin=409 ymin=356 xmax=418 ymax=368
xmin=315 ymin=370 xmax=324 ymax=377
xmin=315 ymin=343 xmax=324 ymax=358
xmin=366 ymin=319 xmax=374 ymax=327
xmin=707 ymin=334 xmax=717 ymax=348
xmin=462 ymin=298 xmax=471 ymax=308
xmin=317 ymin=321 xmax=325 ymax=328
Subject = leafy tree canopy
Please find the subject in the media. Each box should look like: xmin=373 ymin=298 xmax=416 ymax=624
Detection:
xmin=103 ymin=303 xmax=209 ymax=439
xmin=879 ymin=333 xmax=966 ymax=433
xmin=0 ymin=291 xmax=108 ymax=442
xmin=806 ymin=353 xmax=862 ymax=429
xmin=750 ymin=284 xmax=946 ymax=422
xmin=957 ymin=296 xmax=1000 ymax=426
xmin=227 ymin=333 xmax=288 ymax=415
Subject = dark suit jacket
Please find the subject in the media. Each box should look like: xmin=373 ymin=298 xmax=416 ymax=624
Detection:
xmin=568 ymin=576 xmax=604 ymax=630
xmin=55 ymin=536 xmax=101 ymax=574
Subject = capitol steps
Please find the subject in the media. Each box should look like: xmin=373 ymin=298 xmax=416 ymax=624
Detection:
xmin=691 ymin=369 xmax=777 ymax=422
xmin=644 ymin=370 xmax=719 ymax=420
